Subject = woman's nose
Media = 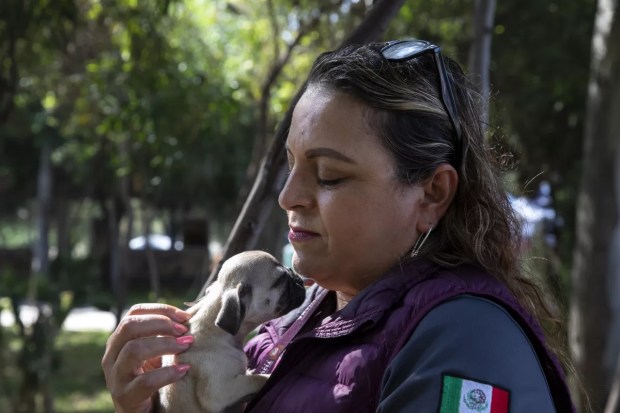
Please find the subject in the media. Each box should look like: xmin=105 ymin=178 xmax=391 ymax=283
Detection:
xmin=278 ymin=168 xmax=313 ymax=211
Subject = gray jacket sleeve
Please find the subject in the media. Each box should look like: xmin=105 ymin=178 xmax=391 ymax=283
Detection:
xmin=377 ymin=295 xmax=557 ymax=413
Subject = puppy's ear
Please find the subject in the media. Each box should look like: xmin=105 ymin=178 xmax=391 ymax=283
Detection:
xmin=215 ymin=284 xmax=247 ymax=335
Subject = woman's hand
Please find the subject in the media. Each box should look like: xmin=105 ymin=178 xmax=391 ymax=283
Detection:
xmin=101 ymin=303 xmax=193 ymax=413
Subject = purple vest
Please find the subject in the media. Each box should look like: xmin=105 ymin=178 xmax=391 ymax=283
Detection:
xmin=243 ymin=260 xmax=574 ymax=412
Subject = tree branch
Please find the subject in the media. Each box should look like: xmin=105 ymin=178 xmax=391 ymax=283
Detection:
xmin=342 ymin=0 xmax=408 ymax=46
xmin=199 ymin=0 xmax=407 ymax=297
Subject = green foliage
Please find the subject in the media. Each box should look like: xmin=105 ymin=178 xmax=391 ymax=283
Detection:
xmin=2 ymin=0 xmax=257 ymax=224
xmin=384 ymin=0 xmax=596 ymax=281
xmin=492 ymin=0 xmax=596 ymax=263
xmin=0 ymin=1 xmax=603 ymax=408
xmin=52 ymin=331 xmax=114 ymax=413
xmin=385 ymin=0 xmax=473 ymax=59
xmin=2 ymin=0 xmax=394 ymax=233
xmin=0 ymin=256 xmax=99 ymax=411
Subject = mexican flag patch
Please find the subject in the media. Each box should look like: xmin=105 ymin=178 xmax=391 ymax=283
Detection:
xmin=440 ymin=374 xmax=510 ymax=413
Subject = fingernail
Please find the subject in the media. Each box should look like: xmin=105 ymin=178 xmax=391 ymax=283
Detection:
xmin=173 ymin=323 xmax=189 ymax=335
xmin=176 ymin=335 xmax=194 ymax=346
xmin=174 ymin=310 xmax=192 ymax=322
xmin=175 ymin=364 xmax=191 ymax=374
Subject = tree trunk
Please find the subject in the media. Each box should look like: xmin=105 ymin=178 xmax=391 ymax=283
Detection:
xmin=468 ymin=0 xmax=496 ymax=127
xmin=55 ymin=199 xmax=72 ymax=260
xmin=0 ymin=316 xmax=10 ymax=413
xmin=39 ymin=308 xmax=56 ymax=413
xmin=32 ymin=141 xmax=53 ymax=282
xmin=142 ymin=205 xmax=161 ymax=300
xmin=118 ymin=135 xmax=134 ymax=248
xmin=342 ymin=0 xmax=408 ymax=46
xmin=200 ymin=0 xmax=408 ymax=297
xmin=236 ymin=3 xmax=336 ymax=210
xmin=570 ymin=1 xmax=620 ymax=411
xmin=108 ymin=200 xmax=126 ymax=325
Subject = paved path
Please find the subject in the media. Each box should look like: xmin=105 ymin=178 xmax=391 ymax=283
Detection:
xmin=1 ymin=305 xmax=117 ymax=332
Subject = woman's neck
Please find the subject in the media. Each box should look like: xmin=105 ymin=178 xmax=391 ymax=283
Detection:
xmin=336 ymin=291 xmax=355 ymax=311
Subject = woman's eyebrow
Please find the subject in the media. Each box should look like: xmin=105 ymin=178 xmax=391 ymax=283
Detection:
xmin=304 ymin=147 xmax=357 ymax=164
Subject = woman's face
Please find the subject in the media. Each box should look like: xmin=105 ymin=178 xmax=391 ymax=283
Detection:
xmin=278 ymin=87 xmax=425 ymax=296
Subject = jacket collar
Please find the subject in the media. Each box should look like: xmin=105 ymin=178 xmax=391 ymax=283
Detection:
xmin=263 ymin=259 xmax=440 ymax=341
xmin=310 ymin=259 xmax=439 ymax=338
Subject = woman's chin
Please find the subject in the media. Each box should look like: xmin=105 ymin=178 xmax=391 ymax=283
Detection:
xmin=292 ymin=257 xmax=325 ymax=281
xmin=291 ymin=258 xmax=313 ymax=278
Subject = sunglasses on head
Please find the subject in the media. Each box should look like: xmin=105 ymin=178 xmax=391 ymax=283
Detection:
xmin=380 ymin=39 xmax=464 ymax=169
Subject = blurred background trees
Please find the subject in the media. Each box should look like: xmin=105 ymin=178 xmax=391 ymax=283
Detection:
xmin=1 ymin=0 xmax=617 ymax=412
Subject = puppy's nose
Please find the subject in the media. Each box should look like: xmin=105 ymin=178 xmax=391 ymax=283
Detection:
xmin=273 ymin=267 xmax=306 ymax=316
xmin=285 ymin=267 xmax=304 ymax=288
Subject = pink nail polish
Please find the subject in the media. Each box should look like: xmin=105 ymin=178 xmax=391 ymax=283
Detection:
xmin=176 ymin=335 xmax=194 ymax=346
xmin=173 ymin=323 xmax=189 ymax=335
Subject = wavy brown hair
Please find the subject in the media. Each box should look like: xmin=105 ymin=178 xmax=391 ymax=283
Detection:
xmin=304 ymin=42 xmax=572 ymax=379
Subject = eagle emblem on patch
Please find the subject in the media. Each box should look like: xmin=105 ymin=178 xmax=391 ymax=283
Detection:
xmin=439 ymin=374 xmax=509 ymax=413
xmin=464 ymin=388 xmax=489 ymax=411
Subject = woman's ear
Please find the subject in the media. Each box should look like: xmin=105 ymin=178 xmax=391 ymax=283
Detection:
xmin=416 ymin=164 xmax=458 ymax=231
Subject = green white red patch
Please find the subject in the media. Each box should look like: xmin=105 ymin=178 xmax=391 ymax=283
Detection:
xmin=440 ymin=374 xmax=509 ymax=413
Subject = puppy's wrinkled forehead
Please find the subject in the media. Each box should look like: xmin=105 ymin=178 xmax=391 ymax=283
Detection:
xmin=218 ymin=251 xmax=284 ymax=286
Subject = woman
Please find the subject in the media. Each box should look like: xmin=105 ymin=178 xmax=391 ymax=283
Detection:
xmin=102 ymin=40 xmax=575 ymax=412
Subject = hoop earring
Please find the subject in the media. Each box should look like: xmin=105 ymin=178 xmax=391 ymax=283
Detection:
xmin=411 ymin=225 xmax=434 ymax=257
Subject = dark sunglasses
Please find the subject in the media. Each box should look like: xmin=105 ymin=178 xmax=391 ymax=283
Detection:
xmin=380 ymin=39 xmax=464 ymax=169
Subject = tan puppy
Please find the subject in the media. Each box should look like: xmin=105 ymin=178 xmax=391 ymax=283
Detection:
xmin=159 ymin=250 xmax=306 ymax=413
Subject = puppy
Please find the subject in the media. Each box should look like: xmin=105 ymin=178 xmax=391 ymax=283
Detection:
xmin=159 ymin=250 xmax=306 ymax=413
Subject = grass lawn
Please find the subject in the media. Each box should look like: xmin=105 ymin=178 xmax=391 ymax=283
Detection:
xmin=53 ymin=331 xmax=115 ymax=413
xmin=1 ymin=329 xmax=115 ymax=413
xmin=0 ymin=290 xmax=197 ymax=412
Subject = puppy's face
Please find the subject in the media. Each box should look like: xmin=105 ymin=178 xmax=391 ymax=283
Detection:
xmin=209 ymin=251 xmax=306 ymax=336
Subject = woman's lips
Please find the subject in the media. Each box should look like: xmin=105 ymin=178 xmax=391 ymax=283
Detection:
xmin=288 ymin=228 xmax=319 ymax=242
